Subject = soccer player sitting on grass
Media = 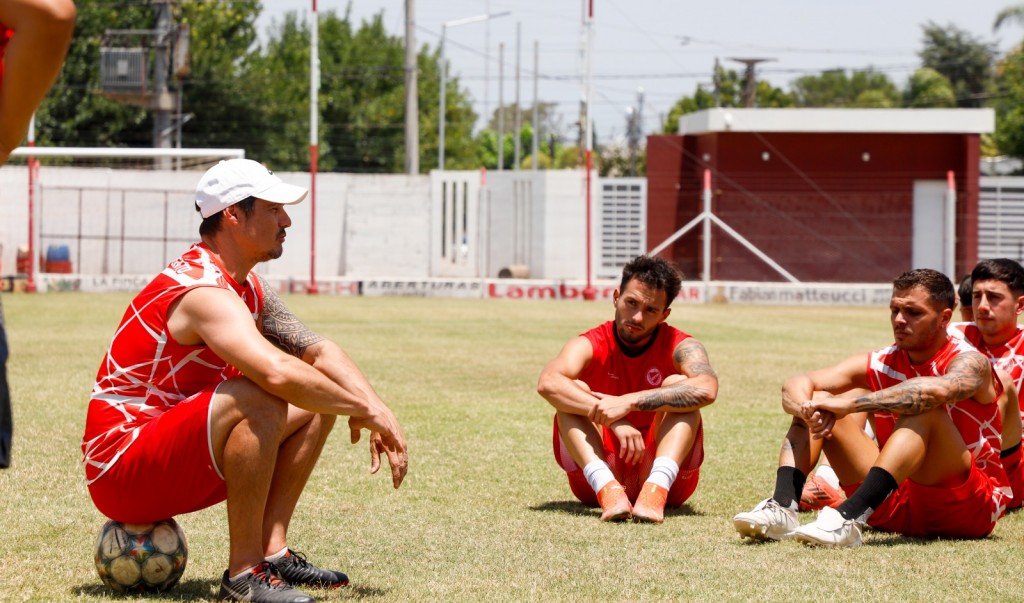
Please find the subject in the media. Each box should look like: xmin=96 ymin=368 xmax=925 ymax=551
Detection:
xmin=734 ymin=268 xmax=1010 ymax=547
xmin=537 ymin=255 xmax=718 ymax=523
xmin=948 ymin=258 xmax=1024 ymax=511
xmin=82 ymin=159 xmax=408 ymax=602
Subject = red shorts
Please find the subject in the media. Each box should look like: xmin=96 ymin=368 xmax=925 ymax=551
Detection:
xmin=553 ymin=414 xmax=704 ymax=507
xmin=1003 ymin=446 xmax=1024 ymax=510
xmin=842 ymin=461 xmax=999 ymax=539
xmin=88 ymin=389 xmax=226 ymax=523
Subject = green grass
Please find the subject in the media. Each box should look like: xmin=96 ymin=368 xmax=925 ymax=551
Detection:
xmin=2 ymin=293 xmax=1024 ymax=601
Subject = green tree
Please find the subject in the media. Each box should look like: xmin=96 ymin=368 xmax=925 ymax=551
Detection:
xmin=36 ymin=0 xmax=156 ymax=151
xmin=662 ymin=66 xmax=794 ymax=133
xmin=791 ymin=68 xmax=900 ymax=107
xmin=993 ymin=47 xmax=1024 ymax=161
xmin=905 ymin=68 xmax=957 ymax=107
xmin=919 ymin=22 xmax=996 ymax=107
xmin=178 ymin=0 xmax=264 ymax=152
xmin=994 ymin=4 xmax=1024 ymax=31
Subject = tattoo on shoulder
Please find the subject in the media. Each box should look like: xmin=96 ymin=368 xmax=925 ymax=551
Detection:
xmin=256 ymin=275 xmax=324 ymax=357
xmin=673 ymin=338 xmax=717 ymax=378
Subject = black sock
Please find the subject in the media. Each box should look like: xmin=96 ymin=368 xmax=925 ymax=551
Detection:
xmin=772 ymin=466 xmax=805 ymax=509
xmin=1002 ymin=442 xmax=1021 ymax=459
xmin=836 ymin=466 xmax=898 ymax=520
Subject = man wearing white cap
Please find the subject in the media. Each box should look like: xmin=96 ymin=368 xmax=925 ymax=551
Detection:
xmin=82 ymin=159 xmax=409 ymax=602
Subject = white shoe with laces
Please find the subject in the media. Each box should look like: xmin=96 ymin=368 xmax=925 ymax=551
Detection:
xmin=791 ymin=506 xmax=863 ymax=548
xmin=733 ymin=498 xmax=799 ymax=542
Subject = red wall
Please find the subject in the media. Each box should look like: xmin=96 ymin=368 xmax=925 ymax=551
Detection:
xmin=647 ymin=131 xmax=980 ymax=282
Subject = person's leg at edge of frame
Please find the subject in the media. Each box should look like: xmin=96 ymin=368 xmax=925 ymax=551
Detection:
xmin=0 ymin=298 xmax=10 ymax=469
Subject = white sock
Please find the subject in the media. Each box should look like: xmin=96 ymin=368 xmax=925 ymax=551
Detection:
xmin=863 ymin=420 xmax=875 ymax=441
xmin=815 ymin=464 xmax=840 ymax=489
xmin=583 ymin=460 xmax=615 ymax=493
xmin=646 ymin=456 xmax=679 ymax=490
xmin=265 ymin=547 xmax=288 ymax=562
xmin=230 ymin=565 xmax=258 ymax=582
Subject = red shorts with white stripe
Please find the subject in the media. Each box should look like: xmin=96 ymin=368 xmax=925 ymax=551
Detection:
xmin=88 ymin=388 xmax=226 ymax=523
xmin=552 ymin=414 xmax=703 ymax=507
xmin=842 ymin=461 xmax=1000 ymax=539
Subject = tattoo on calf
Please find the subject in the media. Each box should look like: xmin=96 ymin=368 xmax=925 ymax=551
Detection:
xmin=256 ymin=275 xmax=324 ymax=358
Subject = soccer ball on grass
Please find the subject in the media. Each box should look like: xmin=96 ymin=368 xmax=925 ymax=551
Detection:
xmin=94 ymin=518 xmax=188 ymax=593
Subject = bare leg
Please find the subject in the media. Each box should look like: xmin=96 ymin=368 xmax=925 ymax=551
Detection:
xmin=874 ymin=408 xmax=970 ymax=486
xmin=778 ymin=418 xmax=821 ymax=477
xmin=820 ymin=414 xmax=879 ymax=486
xmin=555 ymin=411 xmax=605 ymax=468
xmin=210 ymin=379 xmax=290 ymax=576
xmin=652 ymin=410 xmax=700 ymax=464
xmin=262 ymin=408 xmax=336 ymax=555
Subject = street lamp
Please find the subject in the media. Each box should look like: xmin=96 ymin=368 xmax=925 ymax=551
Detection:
xmin=438 ymin=11 xmax=511 ymax=170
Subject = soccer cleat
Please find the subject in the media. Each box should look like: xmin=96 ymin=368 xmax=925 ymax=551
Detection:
xmin=219 ymin=561 xmax=314 ymax=603
xmin=799 ymin=473 xmax=846 ymax=512
xmin=596 ymin=481 xmax=633 ymax=522
xmin=791 ymin=506 xmax=863 ymax=548
xmin=632 ymin=482 xmax=669 ymax=524
xmin=273 ymin=549 xmax=350 ymax=589
xmin=732 ymin=498 xmax=799 ymax=542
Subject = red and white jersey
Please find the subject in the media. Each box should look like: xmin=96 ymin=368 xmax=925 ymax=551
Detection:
xmin=578 ymin=321 xmax=690 ymax=430
xmin=950 ymin=322 xmax=1024 ymax=421
xmin=82 ymin=243 xmax=263 ymax=484
xmin=866 ymin=335 xmax=1011 ymax=516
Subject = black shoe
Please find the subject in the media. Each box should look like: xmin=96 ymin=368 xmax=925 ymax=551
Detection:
xmin=273 ymin=549 xmax=349 ymax=589
xmin=219 ymin=561 xmax=315 ymax=602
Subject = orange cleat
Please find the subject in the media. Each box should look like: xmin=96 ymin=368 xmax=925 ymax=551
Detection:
xmin=597 ymin=481 xmax=633 ymax=522
xmin=632 ymin=482 xmax=669 ymax=524
xmin=799 ymin=473 xmax=846 ymax=512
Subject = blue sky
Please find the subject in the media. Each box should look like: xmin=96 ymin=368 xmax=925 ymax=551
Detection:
xmin=258 ymin=0 xmax=1023 ymax=142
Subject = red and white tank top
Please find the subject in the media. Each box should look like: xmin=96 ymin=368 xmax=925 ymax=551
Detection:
xmin=578 ymin=321 xmax=689 ymax=430
xmin=81 ymin=243 xmax=263 ymax=483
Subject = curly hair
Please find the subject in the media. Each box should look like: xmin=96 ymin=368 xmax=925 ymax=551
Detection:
xmin=620 ymin=255 xmax=683 ymax=308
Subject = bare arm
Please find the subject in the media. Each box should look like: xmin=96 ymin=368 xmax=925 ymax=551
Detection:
xmin=255 ymin=277 xmax=407 ymax=487
xmin=536 ymin=336 xmax=599 ymax=416
xmin=847 ymin=351 xmax=991 ymax=415
xmin=634 ymin=337 xmax=718 ymax=412
xmin=781 ymin=352 xmax=872 ymax=417
xmin=0 ymin=0 xmax=76 ymax=165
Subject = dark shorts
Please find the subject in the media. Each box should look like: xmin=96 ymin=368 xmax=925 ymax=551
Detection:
xmin=88 ymin=388 xmax=226 ymax=523
xmin=553 ymin=414 xmax=703 ymax=507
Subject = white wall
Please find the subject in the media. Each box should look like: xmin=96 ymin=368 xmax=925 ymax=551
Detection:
xmin=0 ymin=164 xmax=597 ymax=283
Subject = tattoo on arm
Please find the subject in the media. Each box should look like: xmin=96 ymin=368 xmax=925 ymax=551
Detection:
xmin=673 ymin=338 xmax=717 ymax=378
xmin=852 ymin=351 xmax=988 ymax=415
xmin=635 ymin=338 xmax=717 ymax=411
xmin=256 ymin=275 xmax=325 ymax=358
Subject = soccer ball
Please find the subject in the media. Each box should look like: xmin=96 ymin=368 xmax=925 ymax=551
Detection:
xmin=94 ymin=518 xmax=188 ymax=593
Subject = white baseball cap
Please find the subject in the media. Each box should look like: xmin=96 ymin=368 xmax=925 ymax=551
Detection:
xmin=195 ymin=159 xmax=308 ymax=218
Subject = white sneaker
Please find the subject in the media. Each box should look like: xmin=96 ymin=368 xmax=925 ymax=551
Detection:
xmin=733 ymin=498 xmax=799 ymax=542
xmin=791 ymin=506 xmax=863 ymax=548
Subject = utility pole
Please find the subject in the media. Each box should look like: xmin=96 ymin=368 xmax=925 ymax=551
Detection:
xmin=728 ymin=57 xmax=774 ymax=107
xmin=531 ymin=40 xmax=539 ymax=171
xmin=404 ymin=0 xmax=418 ymax=174
xmin=152 ymin=0 xmax=174 ymax=169
xmin=513 ymin=22 xmax=521 ymax=170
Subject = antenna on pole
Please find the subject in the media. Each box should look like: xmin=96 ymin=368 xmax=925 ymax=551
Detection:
xmin=727 ymin=57 xmax=774 ymax=107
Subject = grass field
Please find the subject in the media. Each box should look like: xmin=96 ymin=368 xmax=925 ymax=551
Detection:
xmin=2 ymin=292 xmax=1024 ymax=602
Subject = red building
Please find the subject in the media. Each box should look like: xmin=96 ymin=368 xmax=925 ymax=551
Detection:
xmin=646 ymin=108 xmax=994 ymax=282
